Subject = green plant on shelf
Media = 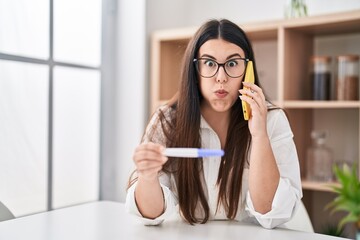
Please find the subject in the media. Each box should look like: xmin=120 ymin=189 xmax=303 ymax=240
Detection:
xmin=285 ymin=0 xmax=308 ymax=18
xmin=326 ymin=163 xmax=360 ymax=237
xmin=321 ymin=223 xmax=345 ymax=238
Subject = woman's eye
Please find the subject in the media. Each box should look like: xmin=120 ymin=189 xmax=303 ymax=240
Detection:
xmin=226 ymin=60 xmax=238 ymax=67
xmin=204 ymin=60 xmax=216 ymax=67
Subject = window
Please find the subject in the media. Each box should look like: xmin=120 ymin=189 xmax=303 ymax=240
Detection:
xmin=0 ymin=0 xmax=102 ymax=216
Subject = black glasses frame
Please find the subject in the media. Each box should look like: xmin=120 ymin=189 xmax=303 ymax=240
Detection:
xmin=193 ymin=57 xmax=249 ymax=78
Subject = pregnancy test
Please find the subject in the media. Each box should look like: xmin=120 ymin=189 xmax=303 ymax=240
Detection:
xmin=163 ymin=148 xmax=224 ymax=158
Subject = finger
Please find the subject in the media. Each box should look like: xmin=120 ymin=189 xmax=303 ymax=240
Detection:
xmin=134 ymin=143 xmax=166 ymax=160
xmin=250 ymin=90 xmax=266 ymax=110
xmin=134 ymin=150 xmax=167 ymax=171
xmin=240 ymin=93 xmax=267 ymax=116
xmin=134 ymin=150 xmax=167 ymax=164
xmin=239 ymin=90 xmax=262 ymax=109
xmin=239 ymin=88 xmax=266 ymax=111
xmin=239 ymin=94 xmax=257 ymax=108
xmin=240 ymin=95 xmax=264 ymax=121
xmin=136 ymin=142 xmax=165 ymax=154
xmin=242 ymin=82 xmax=266 ymax=102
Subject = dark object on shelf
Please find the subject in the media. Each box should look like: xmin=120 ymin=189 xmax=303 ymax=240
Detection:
xmin=310 ymin=56 xmax=331 ymax=100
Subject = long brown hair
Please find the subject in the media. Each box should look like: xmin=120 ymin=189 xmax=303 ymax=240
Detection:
xmin=152 ymin=19 xmax=263 ymax=224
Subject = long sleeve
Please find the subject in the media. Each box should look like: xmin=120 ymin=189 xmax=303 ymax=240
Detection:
xmin=245 ymin=109 xmax=302 ymax=229
xmin=125 ymin=106 xmax=179 ymax=225
xmin=125 ymin=173 xmax=179 ymax=225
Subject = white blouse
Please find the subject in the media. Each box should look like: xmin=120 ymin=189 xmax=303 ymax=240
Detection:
xmin=125 ymin=105 xmax=302 ymax=229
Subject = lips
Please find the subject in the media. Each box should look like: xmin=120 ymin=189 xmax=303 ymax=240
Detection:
xmin=214 ymin=89 xmax=228 ymax=98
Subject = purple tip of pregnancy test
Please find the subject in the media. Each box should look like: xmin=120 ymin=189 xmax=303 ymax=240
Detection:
xmin=197 ymin=149 xmax=224 ymax=157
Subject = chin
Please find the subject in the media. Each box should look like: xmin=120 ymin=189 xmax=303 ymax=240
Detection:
xmin=210 ymin=102 xmax=232 ymax=112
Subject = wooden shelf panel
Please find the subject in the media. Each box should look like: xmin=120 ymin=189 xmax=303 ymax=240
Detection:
xmin=283 ymin=10 xmax=360 ymax=35
xmin=284 ymin=100 xmax=360 ymax=109
xmin=245 ymin=27 xmax=278 ymax=40
xmin=301 ymin=180 xmax=340 ymax=192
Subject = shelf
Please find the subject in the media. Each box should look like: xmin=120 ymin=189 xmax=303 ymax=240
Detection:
xmin=283 ymin=9 xmax=360 ymax=35
xmin=301 ymin=180 xmax=340 ymax=192
xmin=283 ymin=100 xmax=360 ymax=109
xmin=150 ymin=10 xmax=360 ymax=234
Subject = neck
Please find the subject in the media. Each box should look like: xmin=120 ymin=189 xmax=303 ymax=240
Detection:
xmin=201 ymin=105 xmax=230 ymax=148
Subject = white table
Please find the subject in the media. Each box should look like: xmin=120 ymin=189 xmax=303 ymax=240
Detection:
xmin=0 ymin=201 xmax=348 ymax=240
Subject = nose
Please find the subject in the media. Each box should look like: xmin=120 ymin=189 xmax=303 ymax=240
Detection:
xmin=216 ymin=65 xmax=228 ymax=83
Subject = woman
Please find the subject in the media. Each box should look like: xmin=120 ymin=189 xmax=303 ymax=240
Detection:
xmin=126 ymin=19 xmax=302 ymax=229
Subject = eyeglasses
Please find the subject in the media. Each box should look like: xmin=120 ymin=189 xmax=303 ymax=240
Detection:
xmin=193 ymin=57 xmax=249 ymax=78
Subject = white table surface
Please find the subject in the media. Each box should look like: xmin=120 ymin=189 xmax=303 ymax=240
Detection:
xmin=0 ymin=201 xmax=348 ymax=240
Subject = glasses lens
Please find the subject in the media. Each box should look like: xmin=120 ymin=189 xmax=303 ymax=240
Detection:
xmin=196 ymin=58 xmax=246 ymax=78
xmin=224 ymin=58 xmax=246 ymax=78
xmin=197 ymin=59 xmax=218 ymax=77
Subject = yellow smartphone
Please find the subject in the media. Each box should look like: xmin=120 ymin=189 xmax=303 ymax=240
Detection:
xmin=241 ymin=61 xmax=255 ymax=120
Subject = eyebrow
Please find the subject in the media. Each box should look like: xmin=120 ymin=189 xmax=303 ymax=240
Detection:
xmin=199 ymin=53 xmax=243 ymax=60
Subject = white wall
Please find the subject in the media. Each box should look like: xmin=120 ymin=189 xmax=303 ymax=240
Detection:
xmin=115 ymin=0 xmax=360 ymax=202
xmin=147 ymin=0 xmax=360 ymax=32
xmin=116 ymin=0 xmax=146 ymax=201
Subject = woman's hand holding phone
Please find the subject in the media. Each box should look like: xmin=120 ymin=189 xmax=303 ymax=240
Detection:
xmin=241 ymin=61 xmax=255 ymax=120
xmin=239 ymin=61 xmax=268 ymax=138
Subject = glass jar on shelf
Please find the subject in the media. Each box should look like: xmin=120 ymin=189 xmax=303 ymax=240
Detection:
xmin=310 ymin=56 xmax=332 ymax=100
xmin=336 ymin=54 xmax=359 ymax=100
xmin=306 ymin=130 xmax=334 ymax=182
